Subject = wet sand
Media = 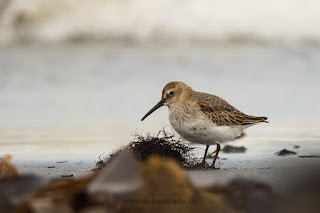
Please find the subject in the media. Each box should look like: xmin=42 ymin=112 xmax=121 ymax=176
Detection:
xmin=188 ymin=155 xmax=320 ymax=194
xmin=12 ymin=158 xmax=96 ymax=178
xmin=12 ymin=154 xmax=319 ymax=194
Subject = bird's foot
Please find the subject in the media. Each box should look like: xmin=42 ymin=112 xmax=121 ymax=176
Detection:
xmin=201 ymin=159 xmax=206 ymax=165
xmin=211 ymin=163 xmax=220 ymax=170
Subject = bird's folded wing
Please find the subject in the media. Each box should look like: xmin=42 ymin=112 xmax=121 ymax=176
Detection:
xmin=196 ymin=97 xmax=267 ymax=126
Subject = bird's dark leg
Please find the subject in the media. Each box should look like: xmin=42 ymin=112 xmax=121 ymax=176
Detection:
xmin=202 ymin=145 xmax=210 ymax=164
xmin=212 ymin=143 xmax=221 ymax=169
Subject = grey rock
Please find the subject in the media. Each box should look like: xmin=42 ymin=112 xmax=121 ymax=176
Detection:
xmin=87 ymin=150 xmax=143 ymax=200
xmin=0 ymin=175 xmax=49 ymax=212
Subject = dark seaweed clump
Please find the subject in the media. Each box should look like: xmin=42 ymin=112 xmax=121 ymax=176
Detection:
xmin=95 ymin=130 xmax=208 ymax=170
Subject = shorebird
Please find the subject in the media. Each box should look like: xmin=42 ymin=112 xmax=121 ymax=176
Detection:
xmin=141 ymin=81 xmax=268 ymax=168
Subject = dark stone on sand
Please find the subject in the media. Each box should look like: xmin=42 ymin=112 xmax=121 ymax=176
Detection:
xmin=62 ymin=174 xmax=74 ymax=178
xmin=298 ymin=154 xmax=320 ymax=158
xmin=275 ymin=149 xmax=297 ymax=156
xmin=293 ymin=145 xmax=300 ymax=149
xmin=222 ymin=145 xmax=247 ymax=153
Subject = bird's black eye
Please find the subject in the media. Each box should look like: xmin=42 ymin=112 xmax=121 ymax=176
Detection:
xmin=169 ymin=91 xmax=175 ymax=95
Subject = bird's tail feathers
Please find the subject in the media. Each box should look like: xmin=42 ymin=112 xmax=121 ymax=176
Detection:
xmin=244 ymin=115 xmax=268 ymax=125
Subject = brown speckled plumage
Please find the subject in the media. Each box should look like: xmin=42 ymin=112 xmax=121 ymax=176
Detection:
xmin=194 ymin=92 xmax=268 ymax=126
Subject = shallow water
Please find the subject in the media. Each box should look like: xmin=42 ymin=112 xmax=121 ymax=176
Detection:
xmin=0 ymin=43 xmax=320 ymax=159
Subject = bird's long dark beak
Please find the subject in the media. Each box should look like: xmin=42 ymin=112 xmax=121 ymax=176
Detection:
xmin=141 ymin=99 xmax=165 ymax=121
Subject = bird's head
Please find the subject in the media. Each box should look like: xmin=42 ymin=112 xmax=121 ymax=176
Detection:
xmin=141 ymin=81 xmax=193 ymax=121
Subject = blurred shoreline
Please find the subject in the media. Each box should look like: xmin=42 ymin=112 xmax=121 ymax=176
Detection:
xmin=1 ymin=0 xmax=320 ymax=46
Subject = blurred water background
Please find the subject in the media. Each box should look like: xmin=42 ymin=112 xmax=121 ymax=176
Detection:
xmin=0 ymin=0 xmax=319 ymax=159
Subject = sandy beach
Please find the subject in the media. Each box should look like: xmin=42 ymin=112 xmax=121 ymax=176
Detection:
xmin=11 ymin=153 xmax=319 ymax=195
xmin=187 ymin=155 xmax=320 ymax=194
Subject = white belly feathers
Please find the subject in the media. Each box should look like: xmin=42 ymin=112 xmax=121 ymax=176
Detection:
xmin=169 ymin=116 xmax=243 ymax=145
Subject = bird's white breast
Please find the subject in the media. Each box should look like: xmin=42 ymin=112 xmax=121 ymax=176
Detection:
xmin=168 ymin=108 xmax=243 ymax=145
